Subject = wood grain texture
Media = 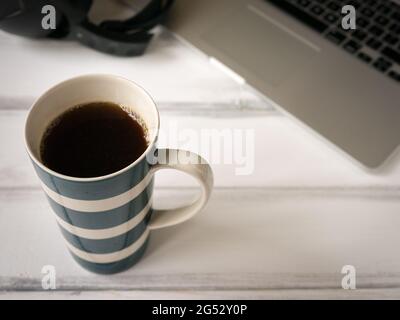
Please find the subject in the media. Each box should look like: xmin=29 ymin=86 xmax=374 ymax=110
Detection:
xmin=0 ymin=29 xmax=261 ymax=105
xmin=3 ymin=289 xmax=400 ymax=300
xmin=1 ymin=24 xmax=400 ymax=299
xmin=2 ymin=109 xmax=400 ymax=190
xmin=1 ymin=188 xmax=400 ymax=292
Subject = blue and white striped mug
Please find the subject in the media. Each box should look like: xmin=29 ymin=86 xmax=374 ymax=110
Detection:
xmin=24 ymin=74 xmax=213 ymax=274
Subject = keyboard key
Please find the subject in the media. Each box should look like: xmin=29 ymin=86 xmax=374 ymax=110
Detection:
xmin=381 ymin=46 xmax=400 ymax=64
xmin=388 ymin=70 xmax=400 ymax=82
xmin=357 ymin=17 xmax=369 ymax=28
xmin=297 ymin=0 xmax=311 ymax=8
xmin=383 ymin=34 xmax=399 ymax=46
xmin=389 ymin=23 xmax=400 ymax=33
xmin=324 ymin=13 xmax=338 ymax=23
xmin=376 ymin=4 xmax=391 ymax=15
xmin=347 ymin=0 xmax=361 ymax=9
xmin=310 ymin=5 xmax=324 ymax=15
xmin=391 ymin=11 xmax=400 ymax=21
xmin=343 ymin=40 xmax=362 ymax=53
xmin=364 ymin=0 xmax=377 ymax=6
xmin=358 ymin=52 xmax=373 ymax=63
xmin=266 ymin=0 xmax=329 ymax=33
xmin=361 ymin=7 xmax=374 ymax=17
xmin=326 ymin=30 xmax=346 ymax=44
xmin=369 ymin=25 xmax=384 ymax=36
xmin=375 ymin=15 xmax=389 ymax=26
xmin=352 ymin=30 xmax=367 ymax=41
xmin=266 ymin=0 xmax=399 ymax=79
xmin=327 ymin=1 xmax=340 ymax=11
xmin=373 ymin=57 xmax=392 ymax=72
xmin=366 ymin=38 xmax=382 ymax=50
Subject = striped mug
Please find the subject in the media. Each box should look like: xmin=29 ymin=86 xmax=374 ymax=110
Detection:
xmin=24 ymin=74 xmax=213 ymax=274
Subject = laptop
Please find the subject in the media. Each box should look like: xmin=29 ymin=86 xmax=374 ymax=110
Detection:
xmin=166 ymin=0 xmax=400 ymax=169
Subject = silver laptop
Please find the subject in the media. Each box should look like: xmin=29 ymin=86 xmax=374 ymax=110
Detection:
xmin=166 ymin=0 xmax=400 ymax=169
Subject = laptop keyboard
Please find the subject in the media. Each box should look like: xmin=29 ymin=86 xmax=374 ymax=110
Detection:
xmin=265 ymin=0 xmax=400 ymax=83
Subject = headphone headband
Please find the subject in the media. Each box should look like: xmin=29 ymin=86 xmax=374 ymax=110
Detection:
xmin=74 ymin=0 xmax=174 ymax=56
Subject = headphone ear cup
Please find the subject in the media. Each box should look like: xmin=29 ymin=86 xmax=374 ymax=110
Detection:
xmin=99 ymin=0 xmax=163 ymax=32
xmin=0 ymin=0 xmax=90 ymax=38
xmin=99 ymin=0 xmax=173 ymax=33
xmin=54 ymin=0 xmax=92 ymax=24
xmin=47 ymin=14 xmax=70 ymax=38
xmin=0 ymin=1 xmax=55 ymax=38
xmin=73 ymin=0 xmax=174 ymax=56
xmin=0 ymin=1 xmax=21 ymax=17
xmin=73 ymin=20 xmax=153 ymax=56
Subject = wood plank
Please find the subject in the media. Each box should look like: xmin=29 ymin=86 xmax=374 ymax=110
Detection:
xmin=0 ymin=96 xmax=275 ymax=114
xmin=0 ymin=29 xmax=261 ymax=105
xmin=1 ymin=188 xmax=400 ymax=290
xmin=2 ymin=288 xmax=400 ymax=300
xmin=3 ymin=109 xmax=400 ymax=190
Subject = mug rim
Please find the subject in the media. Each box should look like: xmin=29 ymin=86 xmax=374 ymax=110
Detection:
xmin=24 ymin=74 xmax=160 ymax=183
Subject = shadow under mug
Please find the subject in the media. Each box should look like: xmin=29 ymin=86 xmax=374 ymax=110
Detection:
xmin=24 ymin=74 xmax=213 ymax=274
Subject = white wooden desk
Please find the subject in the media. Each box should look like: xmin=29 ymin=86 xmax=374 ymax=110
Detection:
xmin=1 ymin=28 xmax=400 ymax=299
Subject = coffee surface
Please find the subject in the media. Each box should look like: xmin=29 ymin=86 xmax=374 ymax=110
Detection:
xmin=40 ymin=102 xmax=148 ymax=178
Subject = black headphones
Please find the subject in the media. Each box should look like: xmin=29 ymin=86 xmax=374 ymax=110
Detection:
xmin=0 ymin=0 xmax=174 ymax=56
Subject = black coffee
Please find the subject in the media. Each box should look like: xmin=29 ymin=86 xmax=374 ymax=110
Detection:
xmin=40 ymin=102 xmax=148 ymax=178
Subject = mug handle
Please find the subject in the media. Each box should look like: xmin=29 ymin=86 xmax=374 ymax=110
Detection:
xmin=148 ymin=149 xmax=213 ymax=230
